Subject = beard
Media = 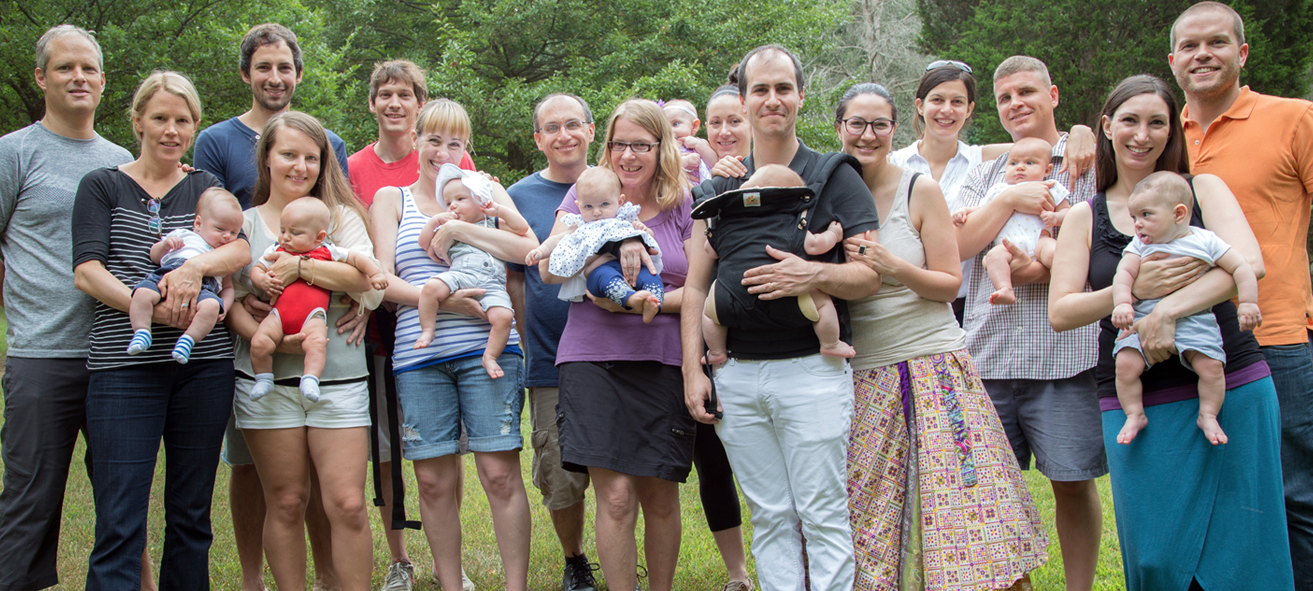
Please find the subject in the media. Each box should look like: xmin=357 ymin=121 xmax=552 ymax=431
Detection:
xmin=1175 ymin=60 xmax=1241 ymax=102
xmin=255 ymin=86 xmax=294 ymax=112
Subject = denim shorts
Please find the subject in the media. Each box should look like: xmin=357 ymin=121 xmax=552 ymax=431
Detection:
xmin=394 ymin=352 xmax=524 ymax=460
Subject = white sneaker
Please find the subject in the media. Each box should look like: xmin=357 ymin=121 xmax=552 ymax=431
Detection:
xmin=381 ymin=559 xmax=414 ymax=591
xmin=433 ymin=568 xmax=475 ymax=591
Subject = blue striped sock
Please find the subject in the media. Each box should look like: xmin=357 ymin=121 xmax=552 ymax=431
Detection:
xmin=127 ymin=329 xmax=152 ymax=355
xmin=172 ymin=335 xmax=195 ymax=364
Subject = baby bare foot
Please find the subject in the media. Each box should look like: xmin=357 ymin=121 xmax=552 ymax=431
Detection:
xmin=414 ymin=331 xmax=434 ymax=350
xmin=820 ymin=339 xmax=856 ymax=358
xmin=1117 ymin=413 xmax=1148 ymax=444
xmin=628 ymin=290 xmax=661 ymax=323
xmin=989 ymin=287 xmax=1017 ymax=305
xmin=482 ymin=354 xmax=504 ymax=379
xmin=1198 ymin=414 xmax=1228 ymax=445
xmin=704 ymin=350 xmax=729 ymax=365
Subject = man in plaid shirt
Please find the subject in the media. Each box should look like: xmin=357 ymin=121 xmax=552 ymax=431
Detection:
xmin=954 ymin=55 xmax=1105 ymax=591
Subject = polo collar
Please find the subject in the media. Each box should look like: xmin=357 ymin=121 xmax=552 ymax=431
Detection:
xmin=1183 ymin=85 xmax=1256 ymax=127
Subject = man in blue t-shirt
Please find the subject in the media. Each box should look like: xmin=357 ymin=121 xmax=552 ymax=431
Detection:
xmin=193 ymin=23 xmax=349 ymax=209
xmin=192 ymin=23 xmax=350 ymax=591
xmin=506 ymin=93 xmax=600 ymax=591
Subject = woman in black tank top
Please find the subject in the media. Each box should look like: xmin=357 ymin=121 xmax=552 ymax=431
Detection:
xmin=1048 ymin=75 xmax=1292 ymax=590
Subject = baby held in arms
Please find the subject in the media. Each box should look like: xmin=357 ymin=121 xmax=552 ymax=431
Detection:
xmin=954 ymin=137 xmax=1071 ymax=305
xmin=527 ymin=167 xmax=665 ymax=322
xmin=1110 ymin=171 xmax=1261 ymax=445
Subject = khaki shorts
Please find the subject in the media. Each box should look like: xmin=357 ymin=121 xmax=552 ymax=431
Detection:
xmin=529 ymin=386 xmax=589 ymax=510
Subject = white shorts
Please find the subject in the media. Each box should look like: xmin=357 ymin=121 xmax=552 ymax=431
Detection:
xmin=234 ymin=375 xmax=371 ymax=430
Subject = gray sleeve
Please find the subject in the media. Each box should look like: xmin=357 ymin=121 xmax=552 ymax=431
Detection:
xmin=0 ymin=134 xmax=23 ymax=237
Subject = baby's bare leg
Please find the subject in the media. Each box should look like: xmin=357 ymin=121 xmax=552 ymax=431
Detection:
xmin=416 ymin=277 xmax=453 ymax=349
xmin=702 ymin=281 xmax=729 ymax=365
xmin=804 ymin=221 xmax=844 ymax=256
xmin=1115 ymin=348 xmax=1149 ymax=444
xmin=249 ymin=314 xmax=285 ymax=400
xmin=299 ymin=317 xmax=329 ymax=402
xmin=985 ymin=243 xmax=1016 ymax=305
xmin=130 ymin=289 xmax=161 ymax=332
xmin=482 ymin=306 xmax=513 ymax=379
xmin=812 ymin=290 xmax=854 ymax=358
xmin=183 ymin=299 xmax=222 ymax=343
xmin=1187 ymin=351 xmax=1229 ymax=445
xmin=1035 ymin=232 xmax=1058 ymax=268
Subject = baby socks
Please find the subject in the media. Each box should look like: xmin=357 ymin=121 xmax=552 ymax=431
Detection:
xmin=300 ymin=375 xmax=321 ymax=402
xmin=172 ymin=335 xmax=195 ymax=364
xmin=127 ymin=329 xmax=152 ymax=355
xmin=250 ymin=373 xmax=275 ymax=400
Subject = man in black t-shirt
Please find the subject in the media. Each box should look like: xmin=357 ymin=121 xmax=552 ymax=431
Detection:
xmin=684 ymin=45 xmax=879 ymax=591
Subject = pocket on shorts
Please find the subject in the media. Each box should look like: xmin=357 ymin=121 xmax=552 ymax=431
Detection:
xmin=799 ymin=354 xmax=849 ymax=378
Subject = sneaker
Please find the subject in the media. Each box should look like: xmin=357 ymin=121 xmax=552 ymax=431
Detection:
xmin=433 ymin=568 xmax=476 ymax=591
xmin=562 ymin=554 xmax=599 ymax=591
xmin=381 ymin=559 xmax=414 ymax=591
xmin=722 ymin=580 xmax=754 ymax=591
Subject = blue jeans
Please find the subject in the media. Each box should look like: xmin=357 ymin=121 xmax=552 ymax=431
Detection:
xmin=84 ymin=360 xmax=233 ymax=591
xmin=395 ymin=352 xmax=524 ymax=460
xmin=1263 ymin=341 xmax=1313 ymax=590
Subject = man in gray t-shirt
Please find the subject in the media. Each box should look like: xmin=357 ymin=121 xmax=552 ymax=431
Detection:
xmin=0 ymin=25 xmax=132 ymax=591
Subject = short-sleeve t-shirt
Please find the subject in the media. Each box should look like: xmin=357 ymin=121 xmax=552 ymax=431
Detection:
xmin=1123 ymin=226 xmax=1230 ymax=266
xmin=71 ymin=169 xmax=237 ymax=370
xmin=194 ymin=117 xmax=350 ymax=209
xmin=347 ymin=143 xmax=476 ymax=207
xmin=506 ymin=171 xmax=574 ymax=387
xmin=553 ymin=190 xmax=693 ymax=367
xmin=692 ymin=140 xmax=880 ymax=359
xmin=158 ymin=228 xmax=215 ymax=267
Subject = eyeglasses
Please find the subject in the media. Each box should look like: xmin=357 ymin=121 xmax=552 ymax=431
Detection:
xmin=840 ymin=118 xmax=895 ymax=136
xmin=607 ymin=141 xmax=660 ymax=154
xmin=925 ymin=60 xmax=973 ymax=73
xmin=146 ymin=198 xmax=162 ymax=235
xmin=536 ymin=119 xmax=588 ymax=135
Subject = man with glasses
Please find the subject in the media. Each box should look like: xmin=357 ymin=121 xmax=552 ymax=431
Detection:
xmin=953 ymin=55 xmax=1103 ymax=591
xmin=505 ymin=93 xmax=600 ymax=591
xmin=684 ymin=45 xmax=880 ymax=591
xmin=0 ymin=25 xmax=135 ymax=591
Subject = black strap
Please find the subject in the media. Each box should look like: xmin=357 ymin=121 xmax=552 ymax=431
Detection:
xmin=366 ymin=308 xmax=421 ymax=531
xmin=908 ymin=172 xmax=922 ymax=203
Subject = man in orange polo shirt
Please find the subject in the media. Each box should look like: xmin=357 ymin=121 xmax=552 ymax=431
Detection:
xmin=1171 ymin=3 xmax=1313 ymax=587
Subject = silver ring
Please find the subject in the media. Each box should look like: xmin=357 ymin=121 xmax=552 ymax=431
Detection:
xmin=858 ymin=245 xmax=867 ymax=255
xmin=180 ymin=302 xmax=190 ymax=308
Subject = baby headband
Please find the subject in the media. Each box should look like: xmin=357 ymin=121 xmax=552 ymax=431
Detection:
xmin=659 ymin=100 xmax=699 ymax=120
xmin=435 ymin=163 xmax=493 ymax=206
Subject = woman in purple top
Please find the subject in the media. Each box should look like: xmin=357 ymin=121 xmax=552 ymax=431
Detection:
xmin=539 ymin=99 xmax=697 ymax=591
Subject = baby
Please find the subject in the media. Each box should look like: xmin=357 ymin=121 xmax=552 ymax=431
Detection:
xmin=128 ymin=187 xmax=243 ymax=363
xmin=954 ymin=137 xmax=1071 ymax=305
xmin=415 ymin=164 xmax=529 ymax=379
xmin=526 ymin=167 xmax=664 ymax=322
xmin=663 ymin=99 xmax=717 ymax=184
xmin=702 ymin=164 xmax=849 ymax=364
xmin=249 ymin=197 xmax=388 ymax=401
xmin=1111 ymin=171 xmax=1261 ymax=446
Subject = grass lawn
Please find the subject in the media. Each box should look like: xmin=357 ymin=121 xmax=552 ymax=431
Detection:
xmin=0 ymin=310 xmax=1127 ymax=589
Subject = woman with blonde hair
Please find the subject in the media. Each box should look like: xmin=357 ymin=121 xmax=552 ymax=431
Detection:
xmin=539 ymin=99 xmax=698 ymax=591
xmin=225 ymin=111 xmax=383 ymax=591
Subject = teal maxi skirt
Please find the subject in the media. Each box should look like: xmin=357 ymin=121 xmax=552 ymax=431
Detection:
xmin=1102 ymin=376 xmax=1294 ymax=591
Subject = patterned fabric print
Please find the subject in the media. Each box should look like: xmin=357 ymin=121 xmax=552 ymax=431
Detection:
xmin=547 ymin=202 xmax=662 ymax=278
xmin=601 ymin=275 xmax=636 ymax=308
xmin=849 ymin=351 xmax=1047 ymax=591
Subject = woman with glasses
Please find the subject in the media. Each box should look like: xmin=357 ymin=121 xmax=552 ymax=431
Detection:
xmin=538 ymin=99 xmax=698 ymax=591
xmin=836 ymin=83 xmax=1047 ymax=591
xmin=890 ymin=61 xmax=1095 ymax=323
xmin=372 ymin=99 xmax=538 ymax=591
xmin=72 ymin=71 xmax=251 ymax=588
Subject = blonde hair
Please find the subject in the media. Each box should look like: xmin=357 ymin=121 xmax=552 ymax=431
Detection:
xmin=252 ymin=111 xmax=372 ymax=238
xmin=416 ymin=98 xmax=472 ymax=144
xmin=598 ymin=99 xmax=688 ymax=212
xmin=993 ymin=56 xmax=1052 ymax=87
xmin=128 ymin=71 xmax=202 ymax=143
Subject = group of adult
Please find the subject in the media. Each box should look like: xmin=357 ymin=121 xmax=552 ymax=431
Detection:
xmin=1 ymin=3 xmax=1312 ymax=591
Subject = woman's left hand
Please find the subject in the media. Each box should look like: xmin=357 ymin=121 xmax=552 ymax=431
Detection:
xmin=1132 ymin=307 xmax=1178 ymax=365
xmin=1060 ymin=124 xmax=1097 ymax=187
xmin=267 ymin=253 xmax=302 ymax=288
xmin=335 ymin=296 xmax=369 ymax=345
xmin=742 ymin=246 xmax=818 ymax=300
xmin=157 ymin=262 xmax=203 ymax=327
xmin=844 ymin=234 xmax=902 ymax=278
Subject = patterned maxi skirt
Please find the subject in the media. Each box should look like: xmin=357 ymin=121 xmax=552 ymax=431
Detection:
xmin=848 ymin=349 xmax=1047 ymax=591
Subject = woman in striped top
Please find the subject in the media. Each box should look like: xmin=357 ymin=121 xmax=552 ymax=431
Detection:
xmin=71 ymin=71 xmax=251 ymax=588
xmin=371 ymin=99 xmax=539 ymax=591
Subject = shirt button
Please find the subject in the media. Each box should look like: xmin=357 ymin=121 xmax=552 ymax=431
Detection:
xmin=1195 ymin=140 xmax=1200 ymax=145
xmin=1016 ymin=325 xmax=1024 ymax=331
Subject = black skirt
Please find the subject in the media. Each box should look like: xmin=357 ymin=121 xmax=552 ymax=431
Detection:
xmin=556 ymin=360 xmax=695 ymax=482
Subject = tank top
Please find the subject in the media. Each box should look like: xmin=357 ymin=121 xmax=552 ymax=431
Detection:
xmin=1086 ymin=188 xmax=1265 ymax=401
xmin=850 ymin=168 xmax=966 ymax=370
xmin=391 ymin=187 xmax=519 ymax=372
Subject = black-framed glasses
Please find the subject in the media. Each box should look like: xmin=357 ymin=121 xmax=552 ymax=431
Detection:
xmin=145 ymin=198 xmax=162 ymax=234
xmin=607 ymin=141 xmax=660 ymax=153
xmin=925 ymin=59 xmax=973 ymax=73
xmin=536 ymin=119 xmax=588 ymax=135
xmin=840 ymin=118 xmax=895 ymax=136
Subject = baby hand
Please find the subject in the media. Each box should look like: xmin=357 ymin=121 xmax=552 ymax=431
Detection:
xmin=369 ymin=272 xmax=389 ymax=291
xmin=632 ymin=221 xmax=654 ymax=236
xmin=526 ymin=248 xmax=545 ymax=266
xmin=479 ymin=200 xmax=501 ymax=216
xmin=952 ymin=207 xmax=978 ymax=227
xmin=1112 ymin=303 xmax=1135 ymax=331
xmin=1237 ymin=302 xmax=1262 ymax=332
xmin=252 ymin=268 xmax=284 ymax=297
xmin=165 ymin=235 xmax=185 ymax=252
xmin=680 ymin=151 xmax=700 ymax=173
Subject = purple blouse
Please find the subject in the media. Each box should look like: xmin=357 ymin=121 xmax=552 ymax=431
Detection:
xmin=553 ymin=185 xmax=692 ymax=367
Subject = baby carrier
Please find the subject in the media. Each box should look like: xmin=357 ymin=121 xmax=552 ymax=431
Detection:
xmin=691 ymin=152 xmax=860 ymax=338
